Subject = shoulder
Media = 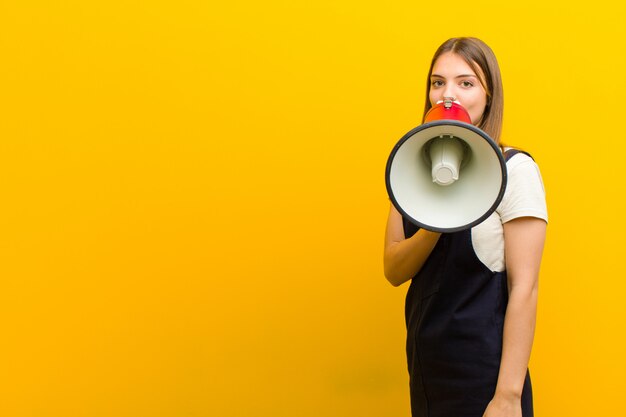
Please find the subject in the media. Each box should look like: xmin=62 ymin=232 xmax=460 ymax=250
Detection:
xmin=503 ymin=146 xmax=535 ymax=164
xmin=509 ymin=152 xmax=543 ymax=182
xmin=497 ymin=148 xmax=548 ymax=223
xmin=502 ymin=148 xmax=545 ymax=187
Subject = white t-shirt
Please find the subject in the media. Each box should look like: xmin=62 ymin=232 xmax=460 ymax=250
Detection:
xmin=471 ymin=151 xmax=548 ymax=272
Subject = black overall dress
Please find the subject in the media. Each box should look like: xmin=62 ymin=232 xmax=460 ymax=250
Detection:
xmin=404 ymin=150 xmax=534 ymax=417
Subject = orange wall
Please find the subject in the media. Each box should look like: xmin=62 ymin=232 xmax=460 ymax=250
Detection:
xmin=1 ymin=1 xmax=624 ymax=416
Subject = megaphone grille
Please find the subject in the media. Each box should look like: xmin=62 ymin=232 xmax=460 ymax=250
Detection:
xmin=386 ymin=120 xmax=506 ymax=233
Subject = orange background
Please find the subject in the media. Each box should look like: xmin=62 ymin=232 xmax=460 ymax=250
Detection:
xmin=1 ymin=1 xmax=624 ymax=416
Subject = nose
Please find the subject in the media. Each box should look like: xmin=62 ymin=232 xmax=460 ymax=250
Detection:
xmin=432 ymin=86 xmax=458 ymax=105
xmin=442 ymin=84 xmax=456 ymax=101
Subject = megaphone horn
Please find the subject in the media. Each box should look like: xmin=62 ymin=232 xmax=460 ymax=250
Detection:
xmin=385 ymin=99 xmax=506 ymax=233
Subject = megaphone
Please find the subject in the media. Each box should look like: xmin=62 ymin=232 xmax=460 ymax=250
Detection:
xmin=385 ymin=98 xmax=506 ymax=233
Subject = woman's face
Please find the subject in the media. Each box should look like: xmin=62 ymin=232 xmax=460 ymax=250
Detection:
xmin=429 ymin=52 xmax=488 ymax=125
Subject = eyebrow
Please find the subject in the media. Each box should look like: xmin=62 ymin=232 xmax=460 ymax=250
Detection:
xmin=431 ymin=74 xmax=478 ymax=79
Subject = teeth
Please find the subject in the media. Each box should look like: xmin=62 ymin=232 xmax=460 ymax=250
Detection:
xmin=436 ymin=99 xmax=462 ymax=105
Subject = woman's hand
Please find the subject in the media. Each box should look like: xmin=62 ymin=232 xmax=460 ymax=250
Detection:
xmin=383 ymin=204 xmax=441 ymax=286
xmin=482 ymin=394 xmax=522 ymax=417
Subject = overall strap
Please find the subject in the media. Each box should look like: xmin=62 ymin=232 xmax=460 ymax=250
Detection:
xmin=503 ymin=148 xmax=533 ymax=162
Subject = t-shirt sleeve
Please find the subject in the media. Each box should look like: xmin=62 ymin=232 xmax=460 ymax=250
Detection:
xmin=497 ymin=154 xmax=548 ymax=224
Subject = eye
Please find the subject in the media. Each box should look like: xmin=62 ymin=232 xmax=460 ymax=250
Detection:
xmin=431 ymin=80 xmax=444 ymax=87
xmin=461 ymin=80 xmax=474 ymax=88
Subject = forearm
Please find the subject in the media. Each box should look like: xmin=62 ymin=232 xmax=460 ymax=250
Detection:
xmin=494 ymin=283 xmax=538 ymax=399
xmin=383 ymin=229 xmax=441 ymax=287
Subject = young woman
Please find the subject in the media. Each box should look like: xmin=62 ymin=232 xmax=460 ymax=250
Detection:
xmin=384 ymin=38 xmax=547 ymax=417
